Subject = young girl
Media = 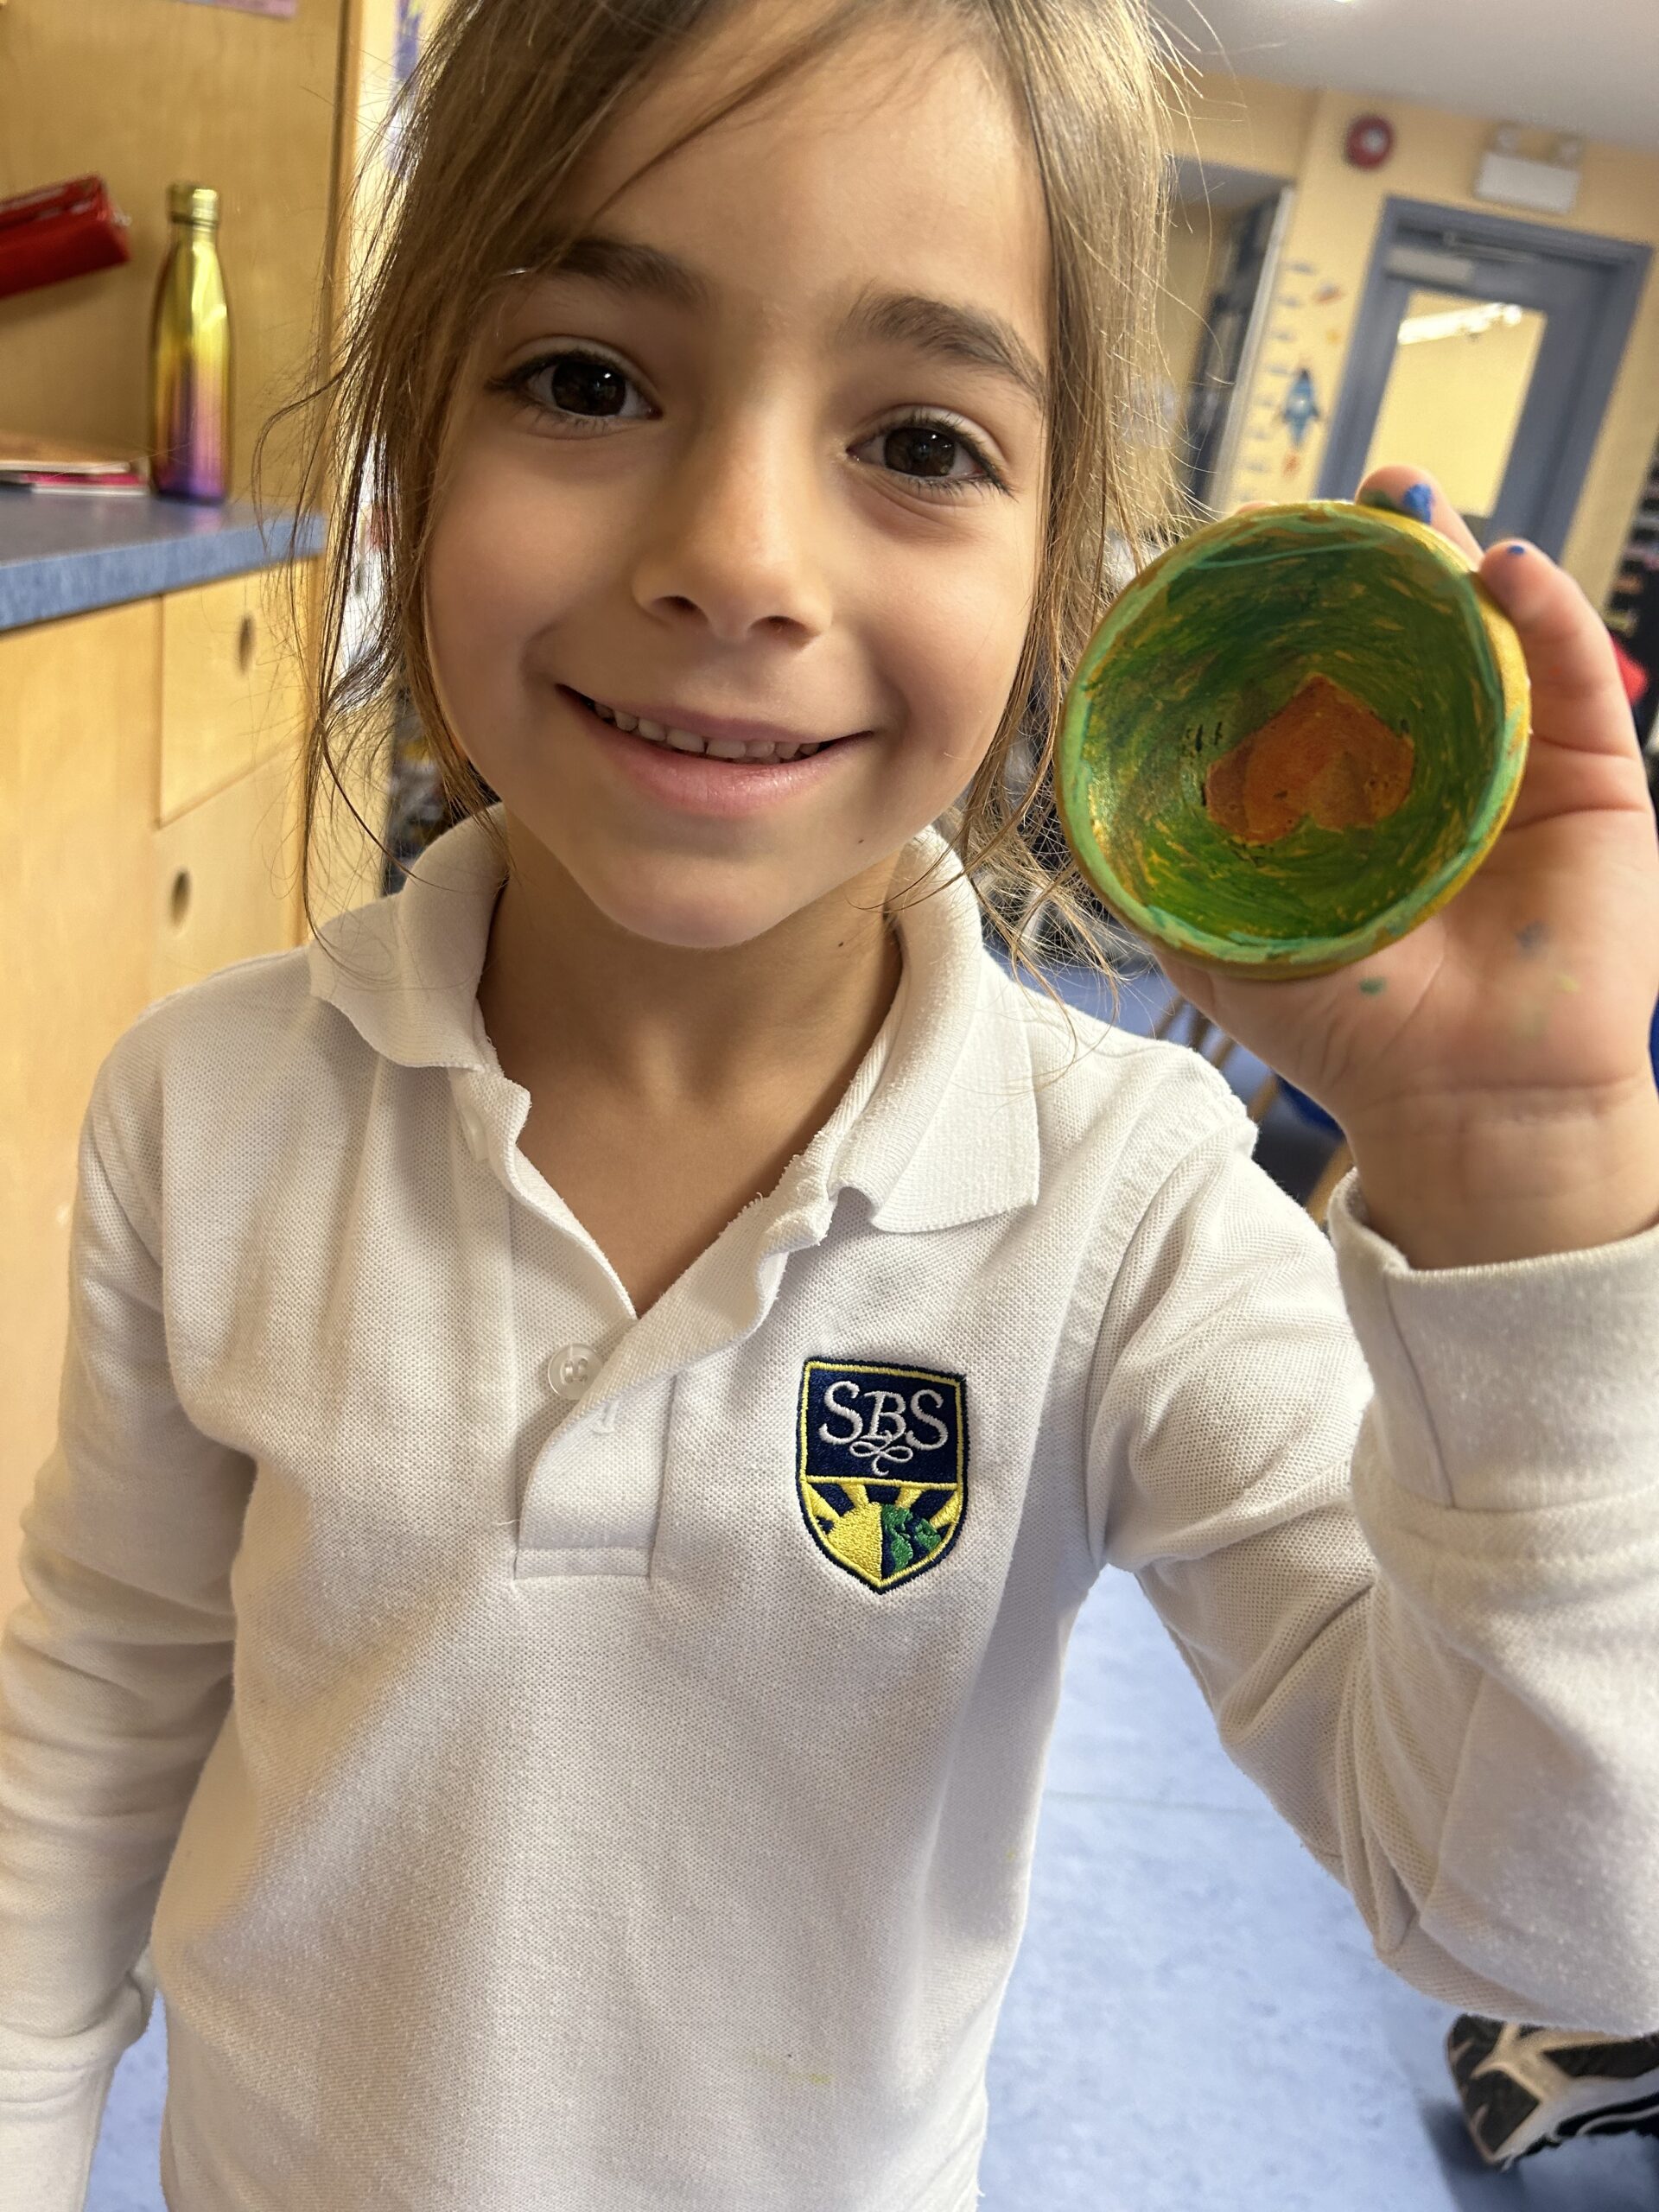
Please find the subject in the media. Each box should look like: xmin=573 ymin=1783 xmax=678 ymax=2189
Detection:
xmin=3 ymin=1 xmax=1658 ymax=2207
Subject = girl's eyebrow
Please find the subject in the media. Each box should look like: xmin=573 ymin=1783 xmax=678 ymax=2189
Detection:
xmin=522 ymin=228 xmax=1048 ymax=415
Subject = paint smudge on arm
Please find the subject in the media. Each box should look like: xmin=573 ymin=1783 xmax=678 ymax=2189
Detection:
xmin=1516 ymin=920 xmax=1549 ymax=957
xmin=1357 ymin=976 xmax=1387 ymax=995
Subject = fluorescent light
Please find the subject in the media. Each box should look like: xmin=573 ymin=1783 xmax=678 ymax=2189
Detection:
xmin=1398 ymin=301 xmax=1524 ymax=345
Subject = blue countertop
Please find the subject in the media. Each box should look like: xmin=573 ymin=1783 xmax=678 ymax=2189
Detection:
xmin=0 ymin=490 xmax=327 ymax=633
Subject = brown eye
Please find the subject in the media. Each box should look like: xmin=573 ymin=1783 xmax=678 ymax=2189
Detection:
xmin=538 ymin=355 xmax=629 ymax=417
xmin=492 ymin=349 xmax=649 ymax=429
xmin=856 ymin=410 xmax=1006 ymax=500
xmin=883 ymin=423 xmax=961 ymax=478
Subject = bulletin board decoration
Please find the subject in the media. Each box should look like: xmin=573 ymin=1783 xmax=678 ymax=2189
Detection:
xmin=1240 ymin=259 xmax=1351 ymax=494
xmin=1279 ymin=366 xmax=1323 ymax=479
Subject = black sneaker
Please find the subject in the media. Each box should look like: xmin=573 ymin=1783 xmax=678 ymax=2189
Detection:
xmin=1446 ymin=2013 xmax=1659 ymax=2166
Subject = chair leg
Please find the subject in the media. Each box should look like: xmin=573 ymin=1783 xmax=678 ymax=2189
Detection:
xmin=1306 ymin=1140 xmax=1353 ymax=1227
xmin=1247 ymin=1073 xmax=1279 ymax=1124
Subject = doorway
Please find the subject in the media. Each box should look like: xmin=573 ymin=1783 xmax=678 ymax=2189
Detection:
xmin=1317 ymin=197 xmax=1650 ymax=556
xmin=1166 ymin=159 xmax=1296 ymax=514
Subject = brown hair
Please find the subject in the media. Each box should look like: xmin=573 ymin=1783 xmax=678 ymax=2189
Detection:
xmin=257 ymin=0 xmax=1185 ymax=1024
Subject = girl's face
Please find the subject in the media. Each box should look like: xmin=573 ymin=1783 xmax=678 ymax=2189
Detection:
xmin=424 ymin=1 xmax=1051 ymax=951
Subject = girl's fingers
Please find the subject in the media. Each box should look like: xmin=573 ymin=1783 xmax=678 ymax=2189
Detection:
xmin=1479 ymin=538 xmax=1639 ymax=759
xmin=1356 ymin=463 xmax=1484 ymax=566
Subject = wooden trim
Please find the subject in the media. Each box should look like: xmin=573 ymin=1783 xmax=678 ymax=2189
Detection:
xmin=1306 ymin=1141 xmax=1354 ymax=1229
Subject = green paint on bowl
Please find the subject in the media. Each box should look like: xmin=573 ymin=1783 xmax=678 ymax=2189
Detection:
xmin=1054 ymin=500 xmax=1531 ymax=978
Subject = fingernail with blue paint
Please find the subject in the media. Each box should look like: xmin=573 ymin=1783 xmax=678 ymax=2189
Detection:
xmin=1400 ymin=482 xmax=1434 ymax=525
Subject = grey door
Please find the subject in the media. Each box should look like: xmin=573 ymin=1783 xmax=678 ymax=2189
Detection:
xmin=1317 ymin=199 xmax=1650 ymax=557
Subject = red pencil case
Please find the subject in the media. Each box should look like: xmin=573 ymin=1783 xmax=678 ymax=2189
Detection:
xmin=0 ymin=175 xmax=131 ymax=302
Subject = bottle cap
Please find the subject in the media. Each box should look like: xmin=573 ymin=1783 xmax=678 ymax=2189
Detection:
xmin=167 ymin=183 xmax=220 ymax=226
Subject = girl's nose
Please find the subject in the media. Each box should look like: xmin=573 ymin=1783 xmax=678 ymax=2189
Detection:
xmin=631 ymin=405 xmax=835 ymax=646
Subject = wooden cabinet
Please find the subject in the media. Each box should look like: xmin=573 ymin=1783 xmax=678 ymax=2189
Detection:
xmin=2 ymin=0 xmax=413 ymax=1621
xmin=1 ymin=599 xmax=160 ymax=1629
xmin=1 ymin=559 xmax=385 ymax=1626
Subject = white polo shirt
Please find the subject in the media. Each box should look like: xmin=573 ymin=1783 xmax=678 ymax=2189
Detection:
xmin=4 ymin=802 xmax=1659 ymax=2212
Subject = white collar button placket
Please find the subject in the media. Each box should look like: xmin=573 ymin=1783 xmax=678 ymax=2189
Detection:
xmin=452 ymin=1072 xmax=490 ymax=1164
xmin=545 ymin=1344 xmax=599 ymax=1399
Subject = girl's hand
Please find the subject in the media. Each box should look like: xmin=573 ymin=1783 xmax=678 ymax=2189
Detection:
xmin=1148 ymin=463 xmax=1659 ymax=1268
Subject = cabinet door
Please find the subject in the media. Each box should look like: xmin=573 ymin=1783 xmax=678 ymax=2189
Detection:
xmin=159 ymin=558 xmax=388 ymax=940
xmin=159 ymin=566 xmax=307 ymax=823
xmin=0 ymin=599 xmax=161 ymax=1624
xmin=151 ymin=736 xmax=306 ymax=1001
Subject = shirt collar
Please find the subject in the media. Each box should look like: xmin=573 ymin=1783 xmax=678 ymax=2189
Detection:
xmin=306 ymin=802 xmax=1040 ymax=1234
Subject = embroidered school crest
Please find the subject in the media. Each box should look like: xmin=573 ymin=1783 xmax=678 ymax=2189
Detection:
xmin=797 ymin=1360 xmax=968 ymax=1591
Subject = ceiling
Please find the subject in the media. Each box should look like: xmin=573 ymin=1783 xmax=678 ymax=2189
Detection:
xmin=1150 ymin=0 xmax=1659 ymax=154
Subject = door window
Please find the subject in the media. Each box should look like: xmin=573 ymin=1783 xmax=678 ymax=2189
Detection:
xmin=1363 ymin=289 xmax=1548 ymax=542
xmin=1315 ymin=200 xmax=1649 ymax=563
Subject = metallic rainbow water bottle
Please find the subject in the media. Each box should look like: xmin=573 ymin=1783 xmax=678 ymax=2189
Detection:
xmin=149 ymin=182 xmax=232 ymax=502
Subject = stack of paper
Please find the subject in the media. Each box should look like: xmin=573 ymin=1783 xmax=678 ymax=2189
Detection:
xmin=0 ymin=429 xmax=149 ymax=495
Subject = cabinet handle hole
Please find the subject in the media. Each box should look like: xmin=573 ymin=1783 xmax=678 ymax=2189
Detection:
xmin=170 ymin=870 xmax=192 ymax=927
xmin=237 ymin=613 xmax=257 ymax=673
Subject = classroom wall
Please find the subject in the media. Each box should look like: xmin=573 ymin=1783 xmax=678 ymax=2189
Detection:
xmin=1170 ymin=73 xmax=1659 ymax=604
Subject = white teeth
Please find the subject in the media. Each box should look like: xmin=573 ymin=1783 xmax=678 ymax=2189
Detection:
xmin=583 ymin=694 xmax=829 ymax=766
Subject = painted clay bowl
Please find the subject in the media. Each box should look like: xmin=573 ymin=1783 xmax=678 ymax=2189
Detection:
xmin=1053 ymin=499 xmax=1531 ymax=979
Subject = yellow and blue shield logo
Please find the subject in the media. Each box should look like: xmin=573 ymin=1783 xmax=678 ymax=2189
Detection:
xmin=797 ymin=1360 xmax=967 ymax=1592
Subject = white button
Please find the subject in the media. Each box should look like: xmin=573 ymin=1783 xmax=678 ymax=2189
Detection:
xmin=544 ymin=1343 xmax=599 ymax=1399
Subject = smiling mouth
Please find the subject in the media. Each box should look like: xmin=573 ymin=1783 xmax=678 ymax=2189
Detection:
xmin=569 ymin=690 xmax=840 ymax=766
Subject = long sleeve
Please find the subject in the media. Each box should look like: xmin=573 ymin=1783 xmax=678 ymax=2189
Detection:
xmin=1086 ymin=1107 xmax=1659 ymax=2037
xmin=0 ymin=1048 xmax=251 ymax=2212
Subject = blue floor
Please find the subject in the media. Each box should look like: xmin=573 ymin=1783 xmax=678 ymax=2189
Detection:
xmin=85 ymin=954 xmax=1659 ymax=2209
xmin=980 ymin=1569 xmax=1659 ymax=2211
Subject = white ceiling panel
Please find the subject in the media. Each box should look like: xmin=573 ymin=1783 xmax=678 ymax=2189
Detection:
xmin=1151 ymin=0 xmax=1659 ymax=153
